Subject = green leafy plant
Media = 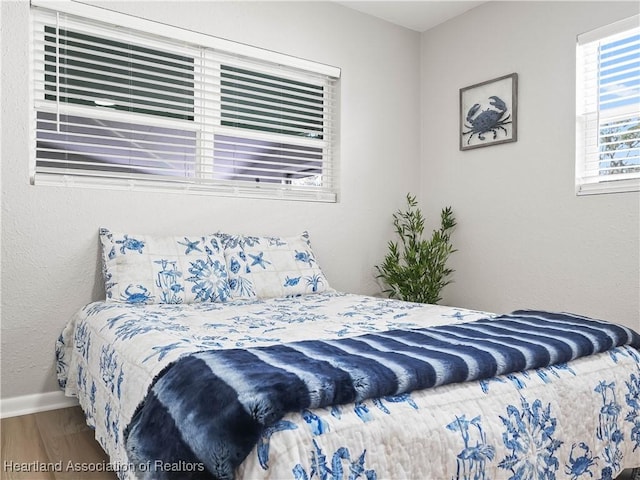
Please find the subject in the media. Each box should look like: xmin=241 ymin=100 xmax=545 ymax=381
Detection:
xmin=375 ymin=193 xmax=456 ymax=304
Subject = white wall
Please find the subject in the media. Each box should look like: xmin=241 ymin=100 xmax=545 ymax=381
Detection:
xmin=2 ymin=0 xmax=639 ymax=405
xmin=421 ymin=1 xmax=640 ymax=330
xmin=0 ymin=0 xmax=420 ymax=399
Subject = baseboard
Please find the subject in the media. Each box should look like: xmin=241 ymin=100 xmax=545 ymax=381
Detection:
xmin=0 ymin=391 xmax=79 ymax=418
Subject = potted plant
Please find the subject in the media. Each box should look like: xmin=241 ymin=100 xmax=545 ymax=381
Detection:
xmin=375 ymin=193 xmax=456 ymax=304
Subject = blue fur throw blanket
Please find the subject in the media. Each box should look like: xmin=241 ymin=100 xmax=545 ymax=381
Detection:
xmin=124 ymin=310 xmax=640 ymax=480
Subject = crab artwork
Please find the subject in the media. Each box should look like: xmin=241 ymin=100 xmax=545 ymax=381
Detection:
xmin=565 ymin=442 xmax=598 ymax=480
xmin=120 ymin=284 xmax=151 ymax=304
xmin=462 ymin=95 xmax=512 ymax=145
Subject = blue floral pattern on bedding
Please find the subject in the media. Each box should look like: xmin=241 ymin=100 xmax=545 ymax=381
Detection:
xmin=55 ymin=293 xmax=640 ymax=480
xmin=99 ymin=229 xmax=230 ymax=305
xmin=220 ymin=231 xmax=331 ymax=300
xmin=292 ymin=440 xmax=377 ymax=480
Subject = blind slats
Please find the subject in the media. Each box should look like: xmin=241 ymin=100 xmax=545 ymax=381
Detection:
xmin=33 ymin=44 xmax=336 ymax=115
xmin=36 ymin=114 xmax=198 ymax=144
xmin=31 ymin=5 xmax=339 ymax=201
xmin=34 ymin=86 xmax=333 ymax=132
xmin=35 ymin=157 xmax=196 ymax=175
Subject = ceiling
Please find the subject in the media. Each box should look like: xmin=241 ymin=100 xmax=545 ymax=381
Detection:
xmin=335 ymin=1 xmax=487 ymax=32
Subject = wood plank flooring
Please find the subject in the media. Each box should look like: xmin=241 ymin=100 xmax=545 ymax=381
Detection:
xmin=1 ymin=406 xmax=639 ymax=480
xmin=1 ymin=407 xmax=116 ymax=480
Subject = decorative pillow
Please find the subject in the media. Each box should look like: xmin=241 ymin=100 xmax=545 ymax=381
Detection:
xmin=100 ymin=228 xmax=230 ymax=305
xmin=220 ymin=231 xmax=331 ymax=299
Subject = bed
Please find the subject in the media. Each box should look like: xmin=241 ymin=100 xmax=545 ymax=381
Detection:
xmin=56 ymin=229 xmax=640 ymax=480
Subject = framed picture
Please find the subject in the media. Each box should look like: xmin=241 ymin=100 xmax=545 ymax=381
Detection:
xmin=459 ymin=73 xmax=518 ymax=150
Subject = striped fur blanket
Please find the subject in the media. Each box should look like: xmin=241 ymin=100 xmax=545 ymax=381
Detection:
xmin=124 ymin=310 xmax=640 ymax=480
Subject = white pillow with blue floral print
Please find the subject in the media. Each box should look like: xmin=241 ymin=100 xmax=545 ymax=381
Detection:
xmin=100 ymin=228 xmax=230 ymax=305
xmin=220 ymin=231 xmax=332 ymax=299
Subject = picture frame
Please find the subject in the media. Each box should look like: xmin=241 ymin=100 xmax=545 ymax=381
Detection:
xmin=459 ymin=73 xmax=518 ymax=150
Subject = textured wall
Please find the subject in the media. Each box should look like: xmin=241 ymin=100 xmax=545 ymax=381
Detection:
xmin=420 ymin=1 xmax=640 ymax=330
xmin=3 ymin=0 xmax=638 ymax=404
xmin=0 ymin=0 xmax=421 ymax=399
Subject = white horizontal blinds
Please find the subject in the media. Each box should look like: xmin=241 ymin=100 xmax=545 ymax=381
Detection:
xmin=33 ymin=9 xmax=199 ymax=181
xmin=31 ymin=4 xmax=339 ymax=200
xmin=36 ymin=112 xmax=198 ymax=179
xmin=41 ymin=24 xmax=196 ymax=118
xmin=597 ymin=31 xmax=640 ymax=178
xmin=220 ymin=65 xmax=326 ymax=138
xmin=212 ymin=135 xmax=324 ymax=184
xmin=577 ymin=17 xmax=640 ymax=189
xmin=206 ymin=54 xmax=334 ymax=187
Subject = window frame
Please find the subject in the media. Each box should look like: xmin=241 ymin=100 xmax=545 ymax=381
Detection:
xmin=575 ymin=14 xmax=640 ymax=196
xmin=30 ymin=0 xmax=341 ymax=202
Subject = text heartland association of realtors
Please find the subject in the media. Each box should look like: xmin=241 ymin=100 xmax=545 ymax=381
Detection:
xmin=3 ymin=460 xmax=206 ymax=473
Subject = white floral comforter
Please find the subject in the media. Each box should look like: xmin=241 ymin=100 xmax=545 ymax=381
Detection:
xmin=56 ymin=292 xmax=640 ymax=480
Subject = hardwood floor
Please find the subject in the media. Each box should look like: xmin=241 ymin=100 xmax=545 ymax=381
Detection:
xmin=1 ymin=406 xmax=639 ymax=480
xmin=1 ymin=407 xmax=116 ymax=480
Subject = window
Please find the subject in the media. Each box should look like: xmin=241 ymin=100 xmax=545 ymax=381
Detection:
xmin=576 ymin=15 xmax=640 ymax=195
xmin=31 ymin=2 xmax=340 ymax=202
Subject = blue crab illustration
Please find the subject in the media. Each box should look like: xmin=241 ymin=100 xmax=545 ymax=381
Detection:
xmin=565 ymin=442 xmax=598 ymax=479
xmin=115 ymin=235 xmax=145 ymax=254
xmin=462 ymin=96 xmax=511 ymax=145
xmin=121 ymin=284 xmax=151 ymax=304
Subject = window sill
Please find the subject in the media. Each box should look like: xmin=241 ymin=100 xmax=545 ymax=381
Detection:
xmin=31 ymin=172 xmax=338 ymax=203
xmin=576 ymin=178 xmax=640 ymax=196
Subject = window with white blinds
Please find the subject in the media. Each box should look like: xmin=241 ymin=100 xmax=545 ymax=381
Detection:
xmin=31 ymin=2 xmax=340 ymax=202
xmin=576 ymin=15 xmax=640 ymax=195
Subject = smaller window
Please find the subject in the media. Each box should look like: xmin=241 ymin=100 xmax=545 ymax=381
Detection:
xmin=576 ymin=15 xmax=640 ymax=195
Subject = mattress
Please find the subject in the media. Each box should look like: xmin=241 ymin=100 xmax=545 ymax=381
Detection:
xmin=56 ymin=292 xmax=640 ymax=479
